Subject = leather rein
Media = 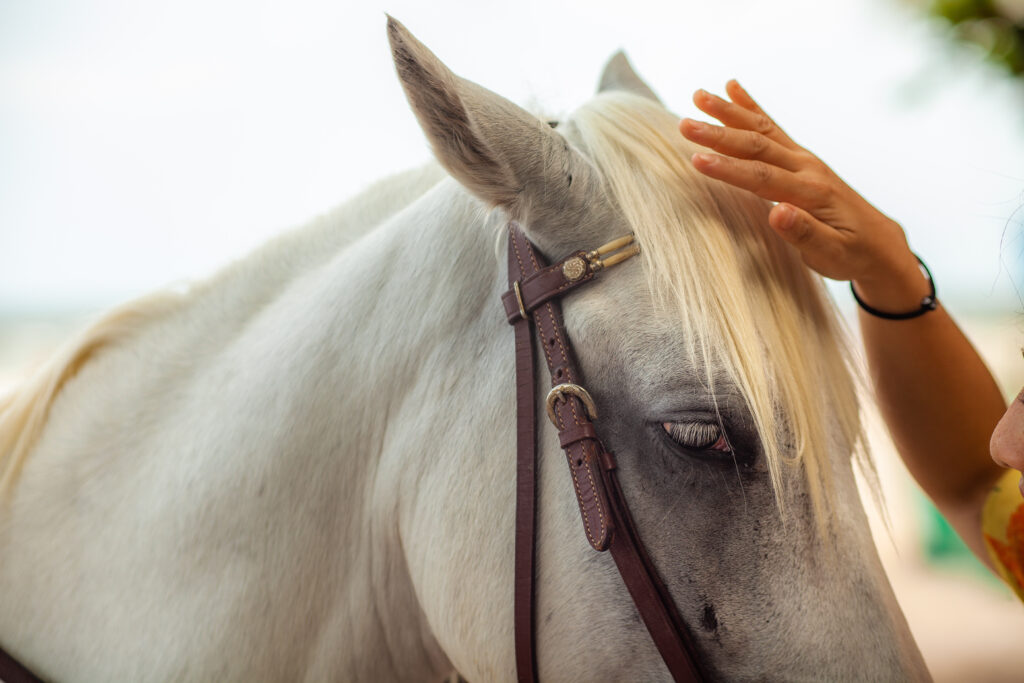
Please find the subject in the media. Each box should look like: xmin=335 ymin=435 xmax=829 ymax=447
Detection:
xmin=503 ymin=223 xmax=704 ymax=682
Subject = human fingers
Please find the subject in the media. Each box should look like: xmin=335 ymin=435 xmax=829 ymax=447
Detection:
xmin=725 ymin=80 xmax=768 ymax=116
xmin=724 ymin=80 xmax=799 ymax=149
xmin=768 ymin=203 xmax=848 ymax=278
xmin=693 ymin=88 xmax=796 ymax=149
xmin=690 ymin=152 xmax=829 ymax=209
xmin=680 ymin=118 xmax=803 ymax=172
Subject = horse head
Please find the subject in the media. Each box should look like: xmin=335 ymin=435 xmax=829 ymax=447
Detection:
xmin=387 ymin=17 xmax=928 ymax=681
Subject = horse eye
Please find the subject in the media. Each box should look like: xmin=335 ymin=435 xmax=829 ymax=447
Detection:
xmin=661 ymin=421 xmax=731 ymax=453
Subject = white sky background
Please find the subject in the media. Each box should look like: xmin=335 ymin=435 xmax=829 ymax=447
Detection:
xmin=1 ymin=0 xmax=1022 ymax=314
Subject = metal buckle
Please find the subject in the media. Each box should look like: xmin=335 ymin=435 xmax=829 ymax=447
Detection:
xmin=545 ymin=383 xmax=598 ymax=427
xmin=512 ymin=280 xmax=528 ymax=321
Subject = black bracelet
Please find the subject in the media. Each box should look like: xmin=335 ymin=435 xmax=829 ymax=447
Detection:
xmin=850 ymin=254 xmax=938 ymax=320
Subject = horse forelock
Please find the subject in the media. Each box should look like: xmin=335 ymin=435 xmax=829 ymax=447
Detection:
xmin=567 ymin=92 xmax=875 ymax=530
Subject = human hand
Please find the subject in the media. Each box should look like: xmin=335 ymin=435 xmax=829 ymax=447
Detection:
xmin=679 ymin=80 xmax=929 ymax=310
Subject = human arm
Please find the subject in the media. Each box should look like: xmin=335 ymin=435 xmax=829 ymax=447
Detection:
xmin=678 ymin=81 xmax=1008 ymax=559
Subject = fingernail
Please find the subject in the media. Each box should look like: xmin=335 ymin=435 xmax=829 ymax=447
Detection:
xmin=682 ymin=118 xmax=706 ymax=133
xmin=775 ymin=204 xmax=795 ymax=229
xmin=692 ymin=152 xmax=717 ymax=166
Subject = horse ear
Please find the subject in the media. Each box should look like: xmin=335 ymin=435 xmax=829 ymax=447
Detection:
xmin=598 ymin=52 xmax=662 ymax=104
xmin=387 ymin=16 xmax=595 ymax=229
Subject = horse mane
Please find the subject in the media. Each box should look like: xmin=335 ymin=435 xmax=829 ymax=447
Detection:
xmin=0 ymin=163 xmax=447 ymax=497
xmin=0 ymin=292 xmax=187 ymax=494
xmin=570 ymin=92 xmax=873 ymax=526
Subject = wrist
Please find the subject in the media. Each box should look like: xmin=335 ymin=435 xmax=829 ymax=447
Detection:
xmin=852 ymin=249 xmax=931 ymax=313
xmin=852 ymin=252 xmax=937 ymax=319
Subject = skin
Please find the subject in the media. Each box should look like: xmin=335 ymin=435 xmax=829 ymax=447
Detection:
xmin=678 ymin=80 xmax=1021 ymax=562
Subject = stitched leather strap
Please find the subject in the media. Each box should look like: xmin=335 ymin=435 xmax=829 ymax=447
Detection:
xmin=501 ymin=253 xmax=595 ymax=324
xmin=506 ymin=224 xmax=703 ymax=682
xmin=509 ymin=224 xmax=540 ymax=683
xmin=604 ymin=465 xmax=704 ymax=681
xmin=507 ymin=227 xmax=613 ymax=552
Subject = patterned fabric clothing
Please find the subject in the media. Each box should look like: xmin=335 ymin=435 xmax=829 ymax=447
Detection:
xmin=982 ymin=469 xmax=1024 ymax=602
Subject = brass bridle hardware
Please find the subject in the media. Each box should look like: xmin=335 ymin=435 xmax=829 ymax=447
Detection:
xmin=561 ymin=257 xmax=587 ymax=282
xmin=585 ymin=234 xmax=640 ymax=273
xmin=545 ymin=383 xmax=598 ymax=427
xmin=512 ymin=280 xmax=528 ymax=320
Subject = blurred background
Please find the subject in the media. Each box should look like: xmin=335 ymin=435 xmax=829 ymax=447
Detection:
xmin=1 ymin=0 xmax=1022 ymax=679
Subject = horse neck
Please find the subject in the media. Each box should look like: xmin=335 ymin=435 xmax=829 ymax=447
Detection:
xmin=320 ymin=179 xmax=510 ymax=676
xmin=0 ymin=170 xmax=500 ymax=681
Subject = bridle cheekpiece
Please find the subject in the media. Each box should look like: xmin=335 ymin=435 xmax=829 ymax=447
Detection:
xmin=504 ymin=222 xmax=704 ymax=683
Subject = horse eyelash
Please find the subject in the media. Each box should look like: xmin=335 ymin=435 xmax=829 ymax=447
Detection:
xmin=662 ymin=421 xmax=730 ymax=452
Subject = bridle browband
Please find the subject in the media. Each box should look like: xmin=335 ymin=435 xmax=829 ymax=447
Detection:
xmin=503 ymin=222 xmax=704 ymax=682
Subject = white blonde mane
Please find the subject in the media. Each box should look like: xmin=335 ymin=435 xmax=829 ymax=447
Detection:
xmin=0 ymin=163 xmax=445 ymax=497
xmin=571 ymin=92 xmax=871 ymax=525
xmin=0 ymin=294 xmax=186 ymax=494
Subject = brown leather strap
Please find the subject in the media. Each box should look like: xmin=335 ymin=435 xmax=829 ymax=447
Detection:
xmin=507 ymin=227 xmax=613 ymax=552
xmin=604 ymin=466 xmax=704 ymax=681
xmin=557 ymin=423 xmax=598 ymax=449
xmin=0 ymin=643 xmax=45 ymax=683
xmin=506 ymin=224 xmax=704 ymax=682
xmin=509 ymin=223 xmax=539 ymax=683
xmin=501 ymin=253 xmax=595 ymax=324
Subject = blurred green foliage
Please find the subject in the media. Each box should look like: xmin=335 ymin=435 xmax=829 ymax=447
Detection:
xmin=929 ymin=0 xmax=1024 ymax=75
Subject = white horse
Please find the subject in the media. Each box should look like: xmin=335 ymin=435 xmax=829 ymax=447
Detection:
xmin=0 ymin=17 xmax=929 ymax=682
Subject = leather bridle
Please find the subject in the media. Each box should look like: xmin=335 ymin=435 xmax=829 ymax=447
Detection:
xmin=503 ymin=223 xmax=704 ymax=682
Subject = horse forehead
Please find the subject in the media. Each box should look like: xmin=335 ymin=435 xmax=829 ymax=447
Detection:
xmin=562 ymin=269 xmax=724 ymax=395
